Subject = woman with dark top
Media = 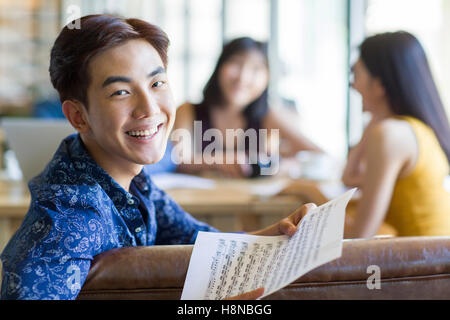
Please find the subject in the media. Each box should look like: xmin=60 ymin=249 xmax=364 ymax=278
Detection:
xmin=173 ymin=37 xmax=323 ymax=178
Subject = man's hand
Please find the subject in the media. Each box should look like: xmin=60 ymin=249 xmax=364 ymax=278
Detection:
xmin=249 ymin=203 xmax=317 ymax=237
xmin=224 ymin=287 xmax=265 ymax=300
xmin=224 ymin=203 xmax=317 ymax=300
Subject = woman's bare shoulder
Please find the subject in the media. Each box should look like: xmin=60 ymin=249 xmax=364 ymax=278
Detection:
xmin=177 ymin=102 xmax=195 ymax=114
xmin=369 ymin=118 xmax=414 ymax=140
xmin=174 ymin=102 xmax=195 ymax=130
xmin=263 ymin=106 xmax=300 ymax=129
xmin=366 ymin=118 xmax=416 ymax=159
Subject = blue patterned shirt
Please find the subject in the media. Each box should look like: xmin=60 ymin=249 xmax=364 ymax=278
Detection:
xmin=1 ymin=134 xmax=217 ymax=300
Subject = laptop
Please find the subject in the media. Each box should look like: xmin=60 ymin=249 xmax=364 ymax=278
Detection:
xmin=1 ymin=118 xmax=76 ymax=182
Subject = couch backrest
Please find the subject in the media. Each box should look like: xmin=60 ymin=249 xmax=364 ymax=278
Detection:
xmin=78 ymin=236 xmax=450 ymax=300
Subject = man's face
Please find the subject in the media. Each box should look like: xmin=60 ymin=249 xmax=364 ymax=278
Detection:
xmin=80 ymin=39 xmax=175 ymax=174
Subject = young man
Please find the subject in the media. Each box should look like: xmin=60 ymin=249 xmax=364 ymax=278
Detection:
xmin=1 ymin=15 xmax=313 ymax=300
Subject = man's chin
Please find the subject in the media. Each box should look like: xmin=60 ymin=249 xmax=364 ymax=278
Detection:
xmin=137 ymin=152 xmax=165 ymax=166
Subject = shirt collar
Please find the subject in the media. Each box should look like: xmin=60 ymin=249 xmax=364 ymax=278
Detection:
xmin=67 ymin=134 xmax=153 ymax=209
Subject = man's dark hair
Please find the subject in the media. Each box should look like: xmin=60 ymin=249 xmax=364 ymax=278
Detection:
xmin=49 ymin=14 xmax=169 ymax=107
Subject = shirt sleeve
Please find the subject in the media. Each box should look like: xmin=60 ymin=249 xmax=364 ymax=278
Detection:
xmin=1 ymin=256 xmax=91 ymax=300
xmin=152 ymin=187 xmax=219 ymax=245
xmin=1 ymin=203 xmax=96 ymax=300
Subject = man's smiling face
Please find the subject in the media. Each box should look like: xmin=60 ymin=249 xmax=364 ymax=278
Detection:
xmin=78 ymin=39 xmax=175 ymax=175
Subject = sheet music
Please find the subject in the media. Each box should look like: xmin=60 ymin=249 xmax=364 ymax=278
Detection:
xmin=181 ymin=188 xmax=356 ymax=300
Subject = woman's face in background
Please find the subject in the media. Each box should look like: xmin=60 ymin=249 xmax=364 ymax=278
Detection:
xmin=218 ymin=49 xmax=269 ymax=111
xmin=351 ymin=58 xmax=386 ymax=114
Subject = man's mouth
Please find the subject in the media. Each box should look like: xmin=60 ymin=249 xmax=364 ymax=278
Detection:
xmin=126 ymin=123 xmax=163 ymax=140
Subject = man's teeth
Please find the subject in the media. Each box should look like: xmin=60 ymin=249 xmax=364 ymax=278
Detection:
xmin=128 ymin=127 xmax=158 ymax=137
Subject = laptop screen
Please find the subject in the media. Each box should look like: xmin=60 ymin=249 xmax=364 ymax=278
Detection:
xmin=1 ymin=118 xmax=76 ymax=182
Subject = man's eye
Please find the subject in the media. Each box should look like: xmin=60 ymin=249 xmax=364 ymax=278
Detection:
xmin=111 ymin=90 xmax=129 ymax=97
xmin=152 ymin=81 xmax=165 ymax=88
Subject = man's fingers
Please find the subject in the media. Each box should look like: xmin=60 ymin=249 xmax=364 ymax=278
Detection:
xmin=295 ymin=203 xmax=317 ymax=224
xmin=280 ymin=203 xmax=318 ymax=236
xmin=225 ymin=287 xmax=265 ymax=300
xmin=245 ymin=287 xmax=264 ymax=300
xmin=278 ymin=219 xmax=297 ymax=236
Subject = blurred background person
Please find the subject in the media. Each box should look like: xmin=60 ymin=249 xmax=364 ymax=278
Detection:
xmin=172 ymin=37 xmax=323 ymax=178
xmin=343 ymin=31 xmax=450 ymax=238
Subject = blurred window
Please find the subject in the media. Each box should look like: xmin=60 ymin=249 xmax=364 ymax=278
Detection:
xmin=365 ymin=0 xmax=450 ymax=123
xmin=277 ymin=0 xmax=348 ymax=158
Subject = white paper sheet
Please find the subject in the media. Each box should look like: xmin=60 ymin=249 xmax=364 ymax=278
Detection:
xmin=249 ymin=180 xmax=289 ymax=198
xmin=318 ymin=180 xmax=361 ymax=201
xmin=151 ymin=173 xmax=216 ymax=190
xmin=181 ymin=188 xmax=356 ymax=300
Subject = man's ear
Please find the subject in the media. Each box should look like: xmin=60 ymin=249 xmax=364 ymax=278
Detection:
xmin=62 ymin=100 xmax=90 ymax=133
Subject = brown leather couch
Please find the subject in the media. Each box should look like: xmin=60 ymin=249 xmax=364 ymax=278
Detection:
xmin=78 ymin=236 xmax=450 ymax=300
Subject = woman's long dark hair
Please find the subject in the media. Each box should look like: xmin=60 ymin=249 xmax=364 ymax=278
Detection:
xmin=198 ymin=37 xmax=269 ymax=129
xmin=360 ymin=31 xmax=450 ymax=164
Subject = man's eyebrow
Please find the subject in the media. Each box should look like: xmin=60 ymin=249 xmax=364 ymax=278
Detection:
xmin=148 ymin=66 xmax=165 ymax=78
xmin=102 ymin=67 xmax=165 ymax=88
xmin=102 ymin=76 xmax=132 ymax=88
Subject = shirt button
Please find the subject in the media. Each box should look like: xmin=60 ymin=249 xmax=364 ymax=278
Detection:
xmin=135 ymin=227 xmax=142 ymax=233
xmin=127 ymin=198 xmax=135 ymax=205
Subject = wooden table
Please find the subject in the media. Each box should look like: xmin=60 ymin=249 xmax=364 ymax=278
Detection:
xmin=0 ymin=175 xmax=397 ymax=254
xmin=0 ymin=180 xmax=30 ymax=252
xmin=166 ymin=177 xmax=304 ymax=232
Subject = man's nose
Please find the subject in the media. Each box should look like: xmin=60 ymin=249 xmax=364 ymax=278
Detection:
xmin=133 ymin=90 xmax=160 ymax=118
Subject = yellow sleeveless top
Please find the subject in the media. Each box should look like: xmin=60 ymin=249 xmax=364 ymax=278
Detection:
xmin=385 ymin=116 xmax=450 ymax=236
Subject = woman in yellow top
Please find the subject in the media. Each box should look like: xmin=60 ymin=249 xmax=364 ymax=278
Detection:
xmin=343 ymin=31 xmax=450 ymax=238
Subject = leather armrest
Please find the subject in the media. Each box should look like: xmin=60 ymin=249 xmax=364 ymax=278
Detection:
xmin=80 ymin=245 xmax=192 ymax=299
xmin=78 ymin=236 xmax=450 ymax=300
